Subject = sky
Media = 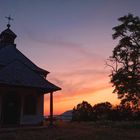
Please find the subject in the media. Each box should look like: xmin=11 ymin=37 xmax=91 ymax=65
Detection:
xmin=0 ymin=0 xmax=140 ymax=115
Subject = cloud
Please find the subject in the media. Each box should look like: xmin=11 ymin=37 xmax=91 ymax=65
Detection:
xmin=47 ymin=66 xmax=111 ymax=100
xmin=23 ymin=30 xmax=104 ymax=59
xmin=45 ymin=83 xmax=112 ymax=103
xmin=56 ymin=68 xmax=108 ymax=77
xmin=25 ymin=28 xmax=113 ymax=107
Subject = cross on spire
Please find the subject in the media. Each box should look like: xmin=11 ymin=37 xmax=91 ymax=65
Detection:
xmin=5 ymin=15 xmax=14 ymax=28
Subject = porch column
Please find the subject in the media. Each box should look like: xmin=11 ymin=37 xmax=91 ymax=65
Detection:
xmin=50 ymin=92 xmax=53 ymax=126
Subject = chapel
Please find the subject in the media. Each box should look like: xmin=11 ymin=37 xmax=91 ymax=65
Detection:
xmin=0 ymin=18 xmax=61 ymax=126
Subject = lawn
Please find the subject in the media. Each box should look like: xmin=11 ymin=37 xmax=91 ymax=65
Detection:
xmin=0 ymin=121 xmax=140 ymax=140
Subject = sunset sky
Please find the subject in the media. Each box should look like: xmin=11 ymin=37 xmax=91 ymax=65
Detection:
xmin=0 ymin=0 xmax=140 ymax=115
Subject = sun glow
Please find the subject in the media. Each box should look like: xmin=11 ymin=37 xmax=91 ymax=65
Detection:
xmin=44 ymin=86 xmax=120 ymax=115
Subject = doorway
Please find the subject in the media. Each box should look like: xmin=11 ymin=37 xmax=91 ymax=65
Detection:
xmin=2 ymin=93 xmax=21 ymax=126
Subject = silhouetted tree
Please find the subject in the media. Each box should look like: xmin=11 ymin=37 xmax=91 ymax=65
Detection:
xmin=120 ymin=104 xmax=133 ymax=120
xmin=107 ymin=14 xmax=140 ymax=108
xmin=109 ymin=104 xmax=133 ymax=121
xmin=108 ymin=106 xmax=121 ymax=121
xmin=133 ymin=110 xmax=140 ymax=120
xmin=72 ymin=101 xmax=93 ymax=121
xmin=93 ymin=102 xmax=112 ymax=120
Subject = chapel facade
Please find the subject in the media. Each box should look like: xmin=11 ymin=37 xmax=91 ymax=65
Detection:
xmin=0 ymin=22 xmax=60 ymax=126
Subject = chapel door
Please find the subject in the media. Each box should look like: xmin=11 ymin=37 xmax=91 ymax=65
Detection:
xmin=2 ymin=93 xmax=21 ymax=126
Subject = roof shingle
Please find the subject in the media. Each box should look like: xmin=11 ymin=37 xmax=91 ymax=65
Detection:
xmin=0 ymin=60 xmax=61 ymax=93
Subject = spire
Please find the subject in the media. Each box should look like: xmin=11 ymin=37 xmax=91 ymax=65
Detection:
xmin=5 ymin=15 xmax=13 ymax=29
xmin=0 ymin=16 xmax=17 ymax=46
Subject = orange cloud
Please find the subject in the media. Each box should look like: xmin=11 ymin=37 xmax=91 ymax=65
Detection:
xmin=44 ymin=69 xmax=120 ymax=115
xmin=44 ymin=86 xmax=120 ymax=115
xmin=39 ymin=38 xmax=119 ymax=115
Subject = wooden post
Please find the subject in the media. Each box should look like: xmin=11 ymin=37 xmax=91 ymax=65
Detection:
xmin=50 ymin=92 xmax=53 ymax=126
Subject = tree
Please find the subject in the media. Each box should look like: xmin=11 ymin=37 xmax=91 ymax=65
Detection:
xmin=72 ymin=101 xmax=93 ymax=121
xmin=108 ymin=104 xmax=133 ymax=121
xmin=93 ymin=102 xmax=112 ymax=120
xmin=107 ymin=14 xmax=140 ymax=108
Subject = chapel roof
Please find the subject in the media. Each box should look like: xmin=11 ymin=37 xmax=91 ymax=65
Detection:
xmin=0 ymin=45 xmax=49 ymax=76
xmin=0 ymin=22 xmax=61 ymax=93
xmin=0 ymin=60 xmax=61 ymax=93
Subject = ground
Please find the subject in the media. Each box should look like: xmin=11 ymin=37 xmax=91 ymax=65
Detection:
xmin=0 ymin=121 xmax=140 ymax=140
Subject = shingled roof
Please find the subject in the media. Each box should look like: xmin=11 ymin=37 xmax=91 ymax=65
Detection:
xmin=0 ymin=60 xmax=61 ymax=93
xmin=0 ymin=45 xmax=49 ymax=76
xmin=0 ymin=24 xmax=61 ymax=93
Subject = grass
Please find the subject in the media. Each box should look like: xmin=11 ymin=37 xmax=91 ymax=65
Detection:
xmin=0 ymin=121 xmax=140 ymax=140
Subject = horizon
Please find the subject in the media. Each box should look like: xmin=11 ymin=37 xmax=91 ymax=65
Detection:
xmin=0 ymin=0 xmax=140 ymax=115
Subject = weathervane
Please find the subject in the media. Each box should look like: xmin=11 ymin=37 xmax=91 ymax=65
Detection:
xmin=5 ymin=15 xmax=14 ymax=28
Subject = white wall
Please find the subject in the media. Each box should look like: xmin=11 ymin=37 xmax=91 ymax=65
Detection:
xmin=20 ymin=93 xmax=44 ymax=125
xmin=0 ymin=87 xmax=45 ymax=125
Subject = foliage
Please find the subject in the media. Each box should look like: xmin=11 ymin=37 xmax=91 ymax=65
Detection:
xmin=93 ymin=102 xmax=112 ymax=120
xmin=107 ymin=13 xmax=140 ymax=108
xmin=72 ymin=101 xmax=93 ymax=121
xmin=108 ymin=104 xmax=132 ymax=121
xmin=72 ymin=101 xmax=140 ymax=122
